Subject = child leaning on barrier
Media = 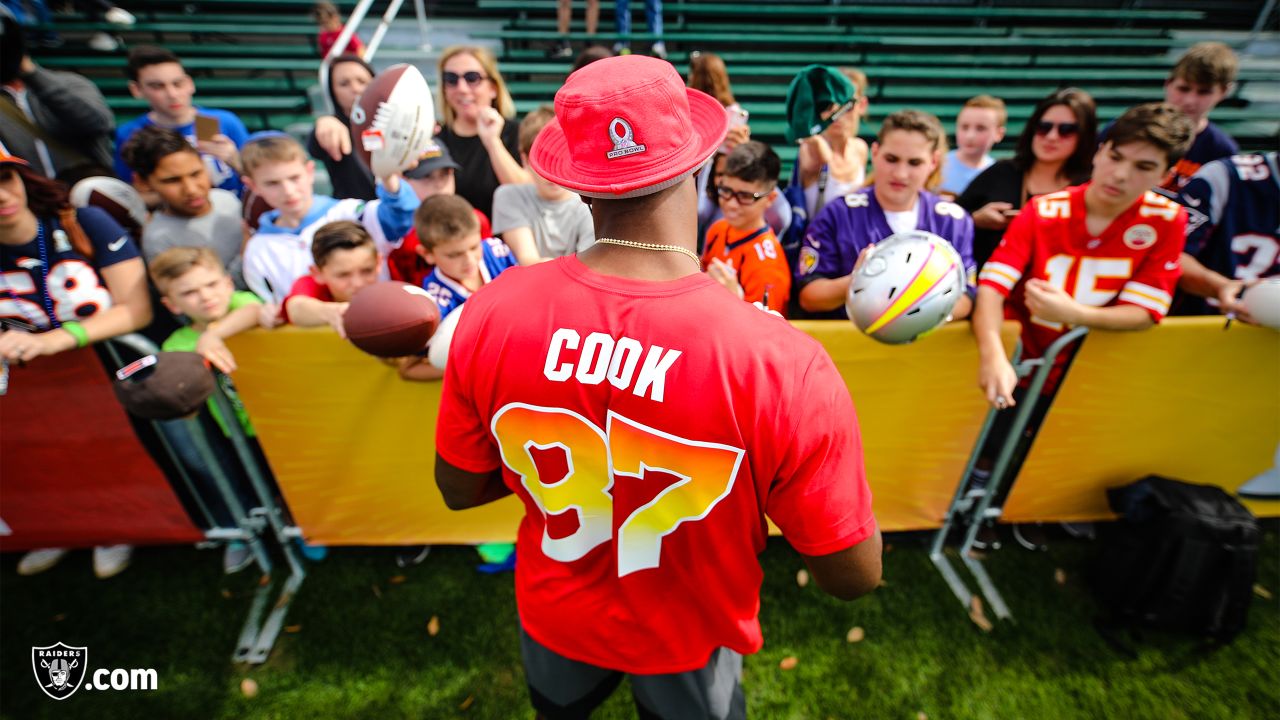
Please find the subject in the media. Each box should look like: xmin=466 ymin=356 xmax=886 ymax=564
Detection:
xmin=149 ymin=246 xmax=280 ymax=572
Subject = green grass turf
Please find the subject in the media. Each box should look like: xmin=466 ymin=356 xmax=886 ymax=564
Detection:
xmin=2 ymin=525 xmax=1277 ymax=719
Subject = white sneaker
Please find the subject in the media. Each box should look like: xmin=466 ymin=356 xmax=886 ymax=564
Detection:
xmin=17 ymin=548 xmax=68 ymax=576
xmin=104 ymin=7 xmax=136 ymax=26
xmin=87 ymin=32 xmax=120 ymax=52
xmin=93 ymin=545 xmax=133 ymax=579
xmin=650 ymin=41 xmax=668 ymax=60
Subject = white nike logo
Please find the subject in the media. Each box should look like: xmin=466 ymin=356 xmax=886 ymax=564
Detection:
xmin=107 ymin=237 xmax=127 ymax=252
xmin=1164 ymin=261 xmax=1180 ymax=271
xmin=1184 ymin=196 xmax=1202 ymax=208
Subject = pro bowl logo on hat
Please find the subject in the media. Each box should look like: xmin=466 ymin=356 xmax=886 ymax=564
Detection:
xmin=606 ymin=117 xmax=647 ymax=159
xmin=1123 ymin=223 xmax=1157 ymax=250
xmin=32 ymin=643 xmax=87 ymax=700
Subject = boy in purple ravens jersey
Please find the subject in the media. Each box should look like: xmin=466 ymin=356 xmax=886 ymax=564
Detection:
xmin=1175 ymin=152 xmax=1280 ymax=317
xmin=795 ymin=111 xmax=975 ymax=320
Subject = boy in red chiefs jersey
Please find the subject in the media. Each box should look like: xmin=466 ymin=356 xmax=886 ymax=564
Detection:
xmin=432 ymin=55 xmax=881 ymax=719
xmin=702 ymin=140 xmax=791 ymax=315
xmin=281 ymin=220 xmax=379 ymax=335
xmin=975 ymin=102 xmax=1195 ymax=410
xmin=969 ymin=102 xmax=1193 ymax=550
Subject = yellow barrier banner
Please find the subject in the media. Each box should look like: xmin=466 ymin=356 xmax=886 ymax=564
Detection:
xmin=228 ymin=321 xmax=1015 ymax=544
xmin=1002 ymin=318 xmax=1280 ymax=523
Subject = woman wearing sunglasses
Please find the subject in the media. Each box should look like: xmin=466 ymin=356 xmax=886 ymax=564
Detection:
xmin=435 ymin=46 xmax=528 ymax=219
xmin=958 ymin=88 xmax=1097 ymax=269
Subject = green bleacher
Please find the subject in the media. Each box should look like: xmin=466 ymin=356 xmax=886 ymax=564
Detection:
xmin=478 ymin=0 xmax=1278 ymax=166
xmin=23 ymin=0 xmax=1278 ymax=170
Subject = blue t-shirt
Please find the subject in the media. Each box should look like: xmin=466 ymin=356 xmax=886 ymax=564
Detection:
xmin=1175 ymin=152 xmax=1280 ymax=315
xmin=0 ymin=207 xmax=139 ymax=330
xmin=114 ymin=107 xmax=251 ymax=195
xmin=796 ymin=188 xmax=976 ymax=319
xmin=939 ymin=149 xmax=994 ymax=197
xmin=421 ymin=237 xmax=517 ymax=319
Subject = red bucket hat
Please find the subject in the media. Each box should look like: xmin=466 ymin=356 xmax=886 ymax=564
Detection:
xmin=530 ymin=55 xmax=728 ymax=199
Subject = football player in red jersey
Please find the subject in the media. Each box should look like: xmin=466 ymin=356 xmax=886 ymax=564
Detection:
xmin=975 ymin=102 xmax=1195 ymax=410
xmin=433 ymin=56 xmax=881 ymax=719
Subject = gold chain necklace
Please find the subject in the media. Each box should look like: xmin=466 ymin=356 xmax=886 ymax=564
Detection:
xmin=595 ymin=237 xmax=701 ymax=269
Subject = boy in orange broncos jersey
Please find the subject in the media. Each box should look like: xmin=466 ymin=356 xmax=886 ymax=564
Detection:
xmin=702 ymin=141 xmax=791 ymax=315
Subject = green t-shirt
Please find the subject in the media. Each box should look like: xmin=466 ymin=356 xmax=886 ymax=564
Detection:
xmin=161 ymin=291 xmax=260 ymax=437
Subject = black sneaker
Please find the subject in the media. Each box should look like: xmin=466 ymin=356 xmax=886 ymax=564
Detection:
xmin=547 ymin=41 xmax=573 ymax=60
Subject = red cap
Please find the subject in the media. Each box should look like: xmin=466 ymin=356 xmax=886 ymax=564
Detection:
xmin=530 ymin=55 xmax=728 ymax=199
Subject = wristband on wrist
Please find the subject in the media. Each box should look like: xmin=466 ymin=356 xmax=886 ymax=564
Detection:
xmin=62 ymin=321 xmax=89 ymax=348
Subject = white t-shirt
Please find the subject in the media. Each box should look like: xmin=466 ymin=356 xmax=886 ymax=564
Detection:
xmin=885 ymin=208 xmax=918 ymax=236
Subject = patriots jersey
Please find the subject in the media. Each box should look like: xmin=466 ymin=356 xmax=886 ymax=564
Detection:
xmin=421 ymin=237 xmax=517 ymax=319
xmin=0 ymin=207 xmax=138 ymax=330
xmin=1176 ymin=152 xmax=1280 ymax=315
xmin=797 ymin=188 xmax=976 ymax=319
xmin=980 ymin=184 xmax=1184 ymax=365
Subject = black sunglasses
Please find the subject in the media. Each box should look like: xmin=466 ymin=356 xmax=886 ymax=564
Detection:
xmin=443 ymin=71 xmax=488 ymax=88
xmin=1035 ymin=121 xmax=1080 ymax=138
xmin=716 ymin=184 xmax=772 ymax=205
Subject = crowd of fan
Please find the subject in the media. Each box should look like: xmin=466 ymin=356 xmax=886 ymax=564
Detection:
xmin=0 ymin=0 xmax=1273 ymax=576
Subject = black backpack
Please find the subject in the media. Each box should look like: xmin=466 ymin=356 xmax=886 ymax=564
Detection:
xmin=1092 ymin=475 xmax=1260 ymax=645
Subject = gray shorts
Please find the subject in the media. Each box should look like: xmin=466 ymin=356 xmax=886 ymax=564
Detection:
xmin=519 ymin=627 xmax=746 ymax=720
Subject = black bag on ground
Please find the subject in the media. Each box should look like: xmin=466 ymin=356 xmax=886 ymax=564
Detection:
xmin=1093 ymin=475 xmax=1259 ymax=644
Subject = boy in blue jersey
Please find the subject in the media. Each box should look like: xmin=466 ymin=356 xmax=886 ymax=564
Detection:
xmin=1175 ymin=152 xmax=1280 ymax=318
xmin=796 ymin=109 xmax=976 ymax=320
xmin=238 ymin=133 xmax=418 ymax=305
xmin=399 ymin=194 xmax=515 ymax=383
xmin=114 ymin=46 xmax=250 ymax=196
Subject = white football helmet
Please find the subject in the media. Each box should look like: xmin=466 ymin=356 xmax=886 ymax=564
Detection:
xmin=846 ymin=231 xmax=967 ymax=344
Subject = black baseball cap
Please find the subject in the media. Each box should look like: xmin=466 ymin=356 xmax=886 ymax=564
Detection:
xmin=404 ymin=141 xmax=461 ymax=179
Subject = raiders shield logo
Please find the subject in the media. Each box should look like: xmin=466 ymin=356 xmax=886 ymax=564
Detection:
xmin=32 ymin=643 xmax=88 ymax=700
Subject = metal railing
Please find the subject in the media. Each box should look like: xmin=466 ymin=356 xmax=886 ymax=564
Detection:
xmin=318 ymin=0 xmax=432 ymax=115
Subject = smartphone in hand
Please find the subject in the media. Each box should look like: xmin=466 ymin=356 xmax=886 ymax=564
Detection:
xmin=195 ymin=115 xmax=221 ymax=142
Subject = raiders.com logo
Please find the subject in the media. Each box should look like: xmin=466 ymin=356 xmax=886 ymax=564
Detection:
xmin=31 ymin=643 xmax=158 ymax=700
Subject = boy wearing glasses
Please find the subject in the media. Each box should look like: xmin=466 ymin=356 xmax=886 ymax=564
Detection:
xmin=702 ymin=141 xmax=791 ymax=315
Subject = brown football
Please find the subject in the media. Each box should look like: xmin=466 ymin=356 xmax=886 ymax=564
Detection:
xmin=343 ymin=281 xmax=441 ymax=358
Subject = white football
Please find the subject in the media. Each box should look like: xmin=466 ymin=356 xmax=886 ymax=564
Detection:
xmin=350 ymin=63 xmax=436 ymax=178
xmin=428 ymin=302 xmax=465 ymax=369
xmin=69 ymin=176 xmax=148 ymax=238
xmin=1241 ymin=278 xmax=1280 ymax=329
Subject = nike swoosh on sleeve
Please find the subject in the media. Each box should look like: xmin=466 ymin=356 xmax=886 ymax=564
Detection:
xmin=107 ymin=237 xmax=127 ymax=252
